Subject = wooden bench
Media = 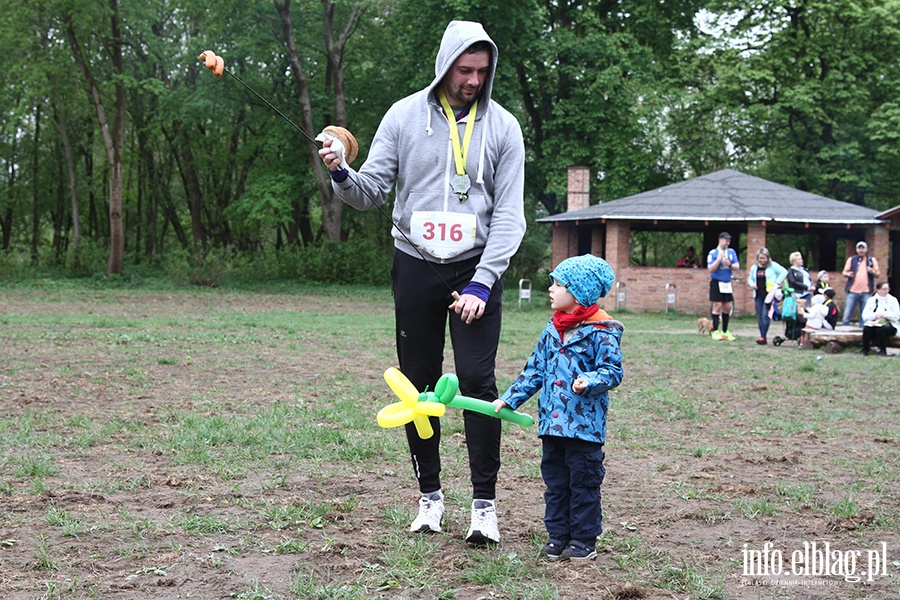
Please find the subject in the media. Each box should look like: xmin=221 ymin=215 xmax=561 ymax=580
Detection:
xmin=806 ymin=329 xmax=900 ymax=353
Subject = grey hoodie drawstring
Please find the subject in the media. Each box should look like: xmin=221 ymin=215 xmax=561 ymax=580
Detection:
xmin=426 ymin=104 xmax=434 ymax=136
xmin=476 ymin=110 xmax=487 ymax=184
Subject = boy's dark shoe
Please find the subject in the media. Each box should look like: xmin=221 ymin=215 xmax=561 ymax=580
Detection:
xmin=560 ymin=540 xmax=597 ymax=561
xmin=540 ymin=539 xmax=568 ymax=561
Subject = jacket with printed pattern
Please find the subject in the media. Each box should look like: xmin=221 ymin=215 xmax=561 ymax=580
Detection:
xmin=499 ymin=310 xmax=624 ymax=444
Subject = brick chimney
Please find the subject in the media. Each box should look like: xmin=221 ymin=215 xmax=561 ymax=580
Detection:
xmin=567 ymin=166 xmax=590 ymax=212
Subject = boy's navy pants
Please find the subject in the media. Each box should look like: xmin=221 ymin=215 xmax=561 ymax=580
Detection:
xmin=541 ymin=436 xmax=605 ymax=544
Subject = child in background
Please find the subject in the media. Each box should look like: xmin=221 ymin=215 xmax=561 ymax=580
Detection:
xmin=493 ymin=255 xmax=624 ymax=562
xmin=822 ymin=288 xmax=839 ymax=329
xmin=815 ymin=270 xmax=831 ymax=295
xmin=804 ymin=294 xmax=833 ymax=330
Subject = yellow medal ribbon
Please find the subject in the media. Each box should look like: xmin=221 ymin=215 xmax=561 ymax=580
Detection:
xmin=438 ymin=90 xmax=478 ymax=178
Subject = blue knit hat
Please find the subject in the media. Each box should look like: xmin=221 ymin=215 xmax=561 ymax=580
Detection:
xmin=549 ymin=255 xmax=615 ymax=306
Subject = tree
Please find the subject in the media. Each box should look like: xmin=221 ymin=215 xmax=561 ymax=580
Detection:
xmin=696 ymin=0 xmax=900 ymax=208
xmin=64 ymin=0 xmax=127 ymax=275
xmin=270 ymin=0 xmax=368 ymax=242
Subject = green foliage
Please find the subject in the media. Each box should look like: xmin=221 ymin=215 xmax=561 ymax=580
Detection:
xmin=2 ymin=0 xmax=899 ymax=284
xmin=293 ymin=240 xmax=392 ymax=286
xmin=224 ymin=173 xmax=301 ymax=236
xmin=157 ymin=240 xmax=391 ymax=287
xmin=693 ymin=0 xmax=900 ymax=207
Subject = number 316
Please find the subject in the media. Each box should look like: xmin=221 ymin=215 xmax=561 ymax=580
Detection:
xmin=422 ymin=222 xmax=464 ymax=242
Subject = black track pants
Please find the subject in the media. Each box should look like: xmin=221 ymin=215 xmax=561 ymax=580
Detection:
xmin=391 ymin=250 xmax=503 ymax=499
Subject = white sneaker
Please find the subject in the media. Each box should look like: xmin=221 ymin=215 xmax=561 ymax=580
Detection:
xmin=465 ymin=499 xmax=500 ymax=545
xmin=409 ymin=495 xmax=444 ymax=533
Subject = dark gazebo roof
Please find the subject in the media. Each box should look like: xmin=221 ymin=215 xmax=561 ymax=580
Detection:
xmin=538 ymin=169 xmax=883 ymax=225
xmin=877 ymin=205 xmax=900 ymax=220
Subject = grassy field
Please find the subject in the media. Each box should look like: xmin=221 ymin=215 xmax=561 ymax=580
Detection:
xmin=0 ymin=280 xmax=898 ymax=599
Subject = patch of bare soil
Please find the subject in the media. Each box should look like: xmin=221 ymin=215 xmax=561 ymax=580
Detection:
xmin=0 ymin=290 xmax=897 ymax=599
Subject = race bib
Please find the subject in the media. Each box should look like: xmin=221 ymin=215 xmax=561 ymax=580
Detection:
xmin=718 ymin=281 xmax=733 ymax=294
xmin=409 ymin=211 xmax=477 ymax=259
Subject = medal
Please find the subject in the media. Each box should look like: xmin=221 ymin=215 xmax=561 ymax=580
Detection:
xmin=451 ymin=174 xmax=471 ymax=201
xmin=439 ymin=90 xmax=478 ymax=203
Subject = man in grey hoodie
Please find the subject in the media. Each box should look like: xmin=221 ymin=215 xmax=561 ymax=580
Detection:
xmin=319 ymin=21 xmax=525 ymax=545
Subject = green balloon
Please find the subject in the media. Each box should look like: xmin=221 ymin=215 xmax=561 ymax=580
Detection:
xmin=421 ymin=373 xmax=534 ymax=427
xmin=446 ymin=396 xmax=535 ymax=427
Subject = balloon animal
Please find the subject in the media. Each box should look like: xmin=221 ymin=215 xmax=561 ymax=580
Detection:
xmin=377 ymin=368 xmax=534 ymax=439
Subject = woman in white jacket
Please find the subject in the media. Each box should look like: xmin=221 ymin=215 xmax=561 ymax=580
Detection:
xmin=861 ymin=282 xmax=900 ymax=356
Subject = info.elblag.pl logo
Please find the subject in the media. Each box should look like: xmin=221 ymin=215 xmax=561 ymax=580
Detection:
xmin=742 ymin=541 xmax=890 ymax=584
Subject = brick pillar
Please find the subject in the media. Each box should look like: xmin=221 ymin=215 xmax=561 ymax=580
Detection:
xmin=591 ymin=227 xmax=605 ymax=257
xmin=596 ymin=221 xmax=629 ymax=310
xmin=843 ymin=239 xmax=856 ymax=265
xmin=551 ymin=223 xmax=578 ymax=269
xmin=872 ymin=223 xmax=891 ymax=278
xmin=606 ymin=221 xmax=630 ymax=281
xmin=567 ymin=166 xmax=590 ymax=211
xmin=746 ymin=221 xmax=767 ymax=257
xmin=551 ymin=225 xmax=566 ymax=270
xmin=605 ymin=221 xmax=629 ymax=271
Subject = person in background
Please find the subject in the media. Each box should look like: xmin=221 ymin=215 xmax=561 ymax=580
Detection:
xmin=319 ymin=20 xmax=526 ymax=545
xmin=804 ymin=294 xmax=833 ymax=330
xmin=707 ymin=232 xmax=740 ymax=341
xmin=747 ymin=248 xmax=788 ymax=345
xmin=786 ymin=251 xmax=815 ymax=307
xmin=494 ymin=255 xmax=623 ymax=562
xmin=814 ymin=270 xmax=831 ymax=295
xmin=676 ymin=246 xmax=701 ymax=268
xmin=842 ymin=241 xmax=880 ymax=328
xmin=800 ymin=293 xmax=834 ymax=348
xmin=861 ymin=282 xmax=899 ymax=356
xmin=822 ymin=288 xmax=839 ymax=329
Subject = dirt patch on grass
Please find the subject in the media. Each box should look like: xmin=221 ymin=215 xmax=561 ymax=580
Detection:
xmin=0 ymin=288 xmax=897 ymax=599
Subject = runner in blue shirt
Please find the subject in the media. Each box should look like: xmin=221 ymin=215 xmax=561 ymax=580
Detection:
xmin=707 ymin=232 xmax=740 ymax=340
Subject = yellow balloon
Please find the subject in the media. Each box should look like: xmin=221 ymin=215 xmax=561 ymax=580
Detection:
xmin=376 ymin=368 xmax=446 ymax=439
xmin=383 ymin=367 xmax=420 ymax=405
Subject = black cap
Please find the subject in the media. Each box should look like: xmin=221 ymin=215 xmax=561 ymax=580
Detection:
xmin=718 ymin=232 xmax=732 ymax=239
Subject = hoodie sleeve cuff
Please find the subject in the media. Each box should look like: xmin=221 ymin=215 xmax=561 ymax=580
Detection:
xmin=462 ymin=282 xmax=491 ymax=303
xmin=329 ymin=168 xmax=349 ymax=183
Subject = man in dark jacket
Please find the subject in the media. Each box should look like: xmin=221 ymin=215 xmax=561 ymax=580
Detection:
xmin=841 ymin=241 xmax=880 ymax=327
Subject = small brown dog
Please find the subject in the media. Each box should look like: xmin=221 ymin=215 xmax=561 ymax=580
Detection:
xmin=697 ymin=317 xmax=713 ymax=335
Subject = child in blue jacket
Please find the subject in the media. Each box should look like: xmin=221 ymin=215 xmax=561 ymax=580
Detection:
xmin=494 ymin=255 xmax=624 ymax=561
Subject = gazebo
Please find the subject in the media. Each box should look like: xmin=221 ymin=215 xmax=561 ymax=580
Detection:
xmin=538 ymin=168 xmax=889 ymax=314
xmin=876 ymin=204 xmax=900 ymax=286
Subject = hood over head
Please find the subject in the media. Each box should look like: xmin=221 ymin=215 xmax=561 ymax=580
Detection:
xmin=429 ymin=21 xmax=498 ymax=106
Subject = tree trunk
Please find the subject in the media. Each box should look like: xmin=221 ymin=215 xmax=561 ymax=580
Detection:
xmin=164 ymin=121 xmax=205 ymax=251
xmin=65 ymin=0 xmax=126 ymax=276
xmin=107 ymin=0 xmax=126 ymax=275
xmin=181 ymin=142 xmax=206 ymax=251
xmin=137 ymin=128 xmax=158 ymax=260
xmin=273 ymin=0 xmax=360 ymax=243
xmin=52 ymin=99 xmax=82 ymax=271
xmin=1 ymin=139 xmax=15 ymax=250
xmin=31 ymin=104 xmax=41 ymax=266
xmin=161 ymin=190 xmax=190 ymax=250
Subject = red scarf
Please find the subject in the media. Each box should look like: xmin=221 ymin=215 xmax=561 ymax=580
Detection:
xmin=552 ymin=304 xmax=599 ymax=338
